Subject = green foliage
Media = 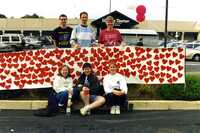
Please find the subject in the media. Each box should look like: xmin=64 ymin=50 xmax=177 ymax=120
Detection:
xmin=158 ymin=75 xmax=200 ymax=100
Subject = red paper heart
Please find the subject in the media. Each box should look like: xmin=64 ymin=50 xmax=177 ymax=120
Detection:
xmin=178 ymin=65 xmax=184 ymax=71
xmin=173 ymin=52 xmax=178 ymax=57
xmin=178 ymin=73 xmax=183 ymax=78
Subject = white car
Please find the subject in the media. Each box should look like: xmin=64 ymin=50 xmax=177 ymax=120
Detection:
xmin=24 ymin=37 xmax=42 ymax=49
xmin=185 ymin=48 xmax=200 ymax=61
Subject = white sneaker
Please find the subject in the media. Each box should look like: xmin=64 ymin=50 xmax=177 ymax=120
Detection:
xmin=80 ymin=106 xmax=89 ymax=116
xmin=115 ymin=106 xmax=120 ymax=115
xmin=110 ymin=106 xmax=116 ymax=114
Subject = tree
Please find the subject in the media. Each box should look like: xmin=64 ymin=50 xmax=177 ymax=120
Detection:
xmin=0 ymin=13 xmax=7 ymax=18
xmin=21 ymin=13 xmax=44 ymax=18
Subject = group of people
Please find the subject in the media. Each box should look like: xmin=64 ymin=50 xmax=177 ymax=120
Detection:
xmin=51 ymin=12 xmax=123 ymax=48
xmin=47 ymin=12 xmax=129 ymax=116
xmin=53 ymin=61 xmax=128 ymax=116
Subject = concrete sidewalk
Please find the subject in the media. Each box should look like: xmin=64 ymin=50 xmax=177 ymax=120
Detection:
xmin=1 ymin=100 xmax=200 ymax=110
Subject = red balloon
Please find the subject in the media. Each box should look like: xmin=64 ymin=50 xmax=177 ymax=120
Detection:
xmin=136 ymin=14 xmax=145 ymax=22
xmin=136 ymin=5 xmax=146 ymax=14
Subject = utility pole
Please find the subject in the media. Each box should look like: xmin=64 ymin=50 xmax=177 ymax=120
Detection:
xmin=164 ymin=0 xmax=168 ymax=48
xmin=109 ymin=0 xmax=112 ymax=13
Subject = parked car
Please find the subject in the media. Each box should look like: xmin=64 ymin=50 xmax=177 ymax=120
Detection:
xmin=23 ymin=37 xmax=42 ymax=50
xmin=0 ymin=43 xmax=16 ymax=52
xmin=185 ymin=48 xmax=200 ymax=61
xmin=0 ymin=34 xmax=25 ymax=51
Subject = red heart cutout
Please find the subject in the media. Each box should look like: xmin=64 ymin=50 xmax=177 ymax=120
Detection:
xmin=178 ymin=73 xmax=183 ymax=78
xmin=179 ymin=54 xmax=185 ymax=59
xmin=45 ymin=78 xmax=51 ymax=83
xmin=149 ymin=71 xmax=155 ymax=76
xmin=172 ymin=68 xmax=177 ymax=73
xmin=4 ymin=69 xmax=10 ymax=75
xmin=159 ymin=53 xmax=165 ymax=59
xmin=153 ymin=61 xmax=159 ymax=66
xmin=154 ymin=55 xmax=159 ymax=60
xmin=169 ymin=60 xmax=174 ymax=65
xmin=148 ymin=66 xmax=153 ymax=71
xmin=166 ymin=66 xmax=172 ymax=71
xmin=173 ymin=52 xmax=178 ymax=57
xmin=68 ymin=61 xmax=74 ymax=66
xmin=159 ymin=78 xmax=164 ymax=83
xmin=178 ymin=47 xmax=183 ymax=53
xmin=0 ymin=82 xmax=5 ymax=88
xmin=162 ymin=59 xmax=168 ymax=64
xmin=166 ymin=73 xmax=172 ymax=78
xmin=139 ymin=75 xmax=143 ymax=80
xmin=129 ymin=53 xmax=134 ymax=58
xmin=14 ymin=81 xmax=20 ymax=86
xmin=131 ymin=71 xmax=136 ymax=76
xmin=146 ymin=48 xmax=152 ymax=53
xmin=1 ymin=63 xmax=6 ymax=68
xmin=160 ymin=72 xmax=165 ymax=78
xmin=125 ymin=47 xmax=131 ymax=53
xmin=172 ymin=76 xmax=178 ymax=82
xmin=160 ymin=65 xmax=166 ymax=71
xmin=5 ymin=85 xmax=11 ymax=90
xmin=83 ymin=57 xmax=89 ymax=62
xmin=175 ymin=59 xmax=181 ymax=65
xmin=178 ymin=65 xmax=184 ymax=71
xmin=165 ymin=53 xmax=171 ymax=58
xmin=144 ymin=78 xmax=149 ymax=83
xmin=149 ymin=76 xmax=155 ymax=81
xmin=11 ymin=72 xmax=17 ymax=77
xmin=153 ymin=49 xmax=159 ymax=53
xmin=155 ymin=73 xmax=160 ymax=79
xmin=6 ymin=78 xmax=12 ymax=84
xmin=154 ymin=67 xmax=159 ymax=72
xmin=161 ymin=48 xmax=167 ymax=52
xmin=168 ymin=48 xmax=173 ymax=52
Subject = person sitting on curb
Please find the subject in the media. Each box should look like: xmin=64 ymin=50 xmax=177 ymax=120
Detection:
xmin=74 ymin=62 xmax=105 ymax=116
xmin=53 ymin=65 xmax=73 ymax=113
xmin=103 ymin=61 xmax=128 ymax=115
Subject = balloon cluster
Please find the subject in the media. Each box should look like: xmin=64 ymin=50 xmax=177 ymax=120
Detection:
xmin=136 ymin=5 xmax=146 ymax=22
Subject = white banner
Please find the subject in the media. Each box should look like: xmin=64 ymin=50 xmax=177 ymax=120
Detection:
xmin=0 ymin=46 xmax=185 ymax=90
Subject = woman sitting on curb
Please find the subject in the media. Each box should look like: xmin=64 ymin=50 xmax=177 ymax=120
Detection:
xmin=53 ymin=65 xmax=73 ymax=113
xmin=75 ymin=62 xmax=105 ymax=116
xmin=103 ymin=61 xmax=128 ymax=115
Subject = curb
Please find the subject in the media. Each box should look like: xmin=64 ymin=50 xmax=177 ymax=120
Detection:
xmin=1 ymin=100 xmax=200 ymax=110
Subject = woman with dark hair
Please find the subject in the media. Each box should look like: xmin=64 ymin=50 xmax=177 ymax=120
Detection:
xmin=75 ymin=62 xmax=105 ymax=116
xmin=53 ymin=65 xmax=73 ymax=113
xmin=103 ymin=62 xmax=128 ymax=115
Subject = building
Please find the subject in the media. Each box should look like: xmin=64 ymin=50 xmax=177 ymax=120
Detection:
xmin=0 ymin=11 xmax=199 ymax=41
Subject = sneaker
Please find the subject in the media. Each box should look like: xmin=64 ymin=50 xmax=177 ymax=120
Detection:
xmin=110 ymin=106 xmax=116 ymax=114
xmin=80 ymin=106 xmax=89 ymax=116
xmin=115 ymin=106 xmax=120 ymax=115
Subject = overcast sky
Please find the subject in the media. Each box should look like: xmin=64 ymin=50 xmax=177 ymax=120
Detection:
xmin=0 ymin=0 xmax=199 ymax=21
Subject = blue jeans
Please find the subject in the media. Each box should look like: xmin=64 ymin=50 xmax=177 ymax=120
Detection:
xmin=56 ymin=91 xmax=68 ymax=106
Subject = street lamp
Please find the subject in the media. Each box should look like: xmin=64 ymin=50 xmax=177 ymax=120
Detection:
xmin=109 ymin=0 xmax=112 ymax=13
xmin=164 ymin=0 xmax=168 ymax=48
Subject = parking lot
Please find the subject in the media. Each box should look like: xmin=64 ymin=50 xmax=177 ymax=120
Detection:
xmin=1 ymin=110 xmax=200 ymax=133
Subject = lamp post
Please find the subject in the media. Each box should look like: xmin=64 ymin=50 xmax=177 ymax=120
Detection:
xmin=164 ymin=0 xmax=168 ymax=48
xmin=109 ymin=0 xmax=112 ymax=13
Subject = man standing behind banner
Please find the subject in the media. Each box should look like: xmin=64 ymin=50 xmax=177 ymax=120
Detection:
xmin=98 ymin=16 xmax=123 ymax=47
xmin=70 ymin=11 xmax=96 ymax=48
xmin=52 ymin=14 xmax=73 ymax=48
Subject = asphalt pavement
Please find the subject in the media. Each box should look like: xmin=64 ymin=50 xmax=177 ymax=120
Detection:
xmin=1 ymin=110 xmax=200 ymax=133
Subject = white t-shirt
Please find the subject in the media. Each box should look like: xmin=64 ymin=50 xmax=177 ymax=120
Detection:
xmin=53 ymin=75 xmax=73 ymax=93
xmin=103 ymin=73 xmax=128 ymax=94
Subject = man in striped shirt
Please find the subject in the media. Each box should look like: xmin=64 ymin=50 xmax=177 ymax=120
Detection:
xmin=70 ymin=12 xmax=96 ymax=48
